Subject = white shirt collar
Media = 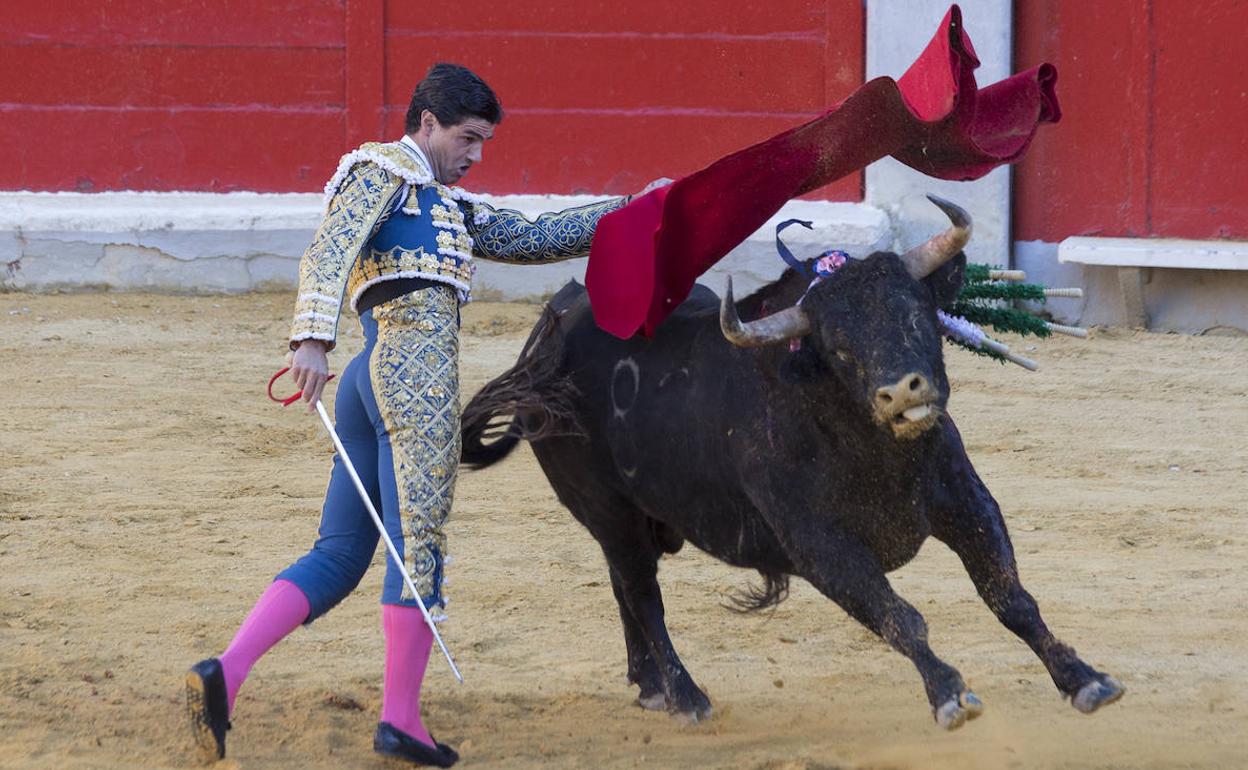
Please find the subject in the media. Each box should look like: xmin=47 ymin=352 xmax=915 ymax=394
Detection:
xmin=399 ymin=135 xmax=434 ymax=177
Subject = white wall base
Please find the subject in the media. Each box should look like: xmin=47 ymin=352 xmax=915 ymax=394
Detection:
xmin=6 ymin=192 xmax=1242 ymax=334
xmin=1016 ymin=238 xmax=1248 ymax=334
xmin=1059 ymin=236 xmax=1248 ymax=271
xmin=0 ymin=192 xmax=891 ymax=301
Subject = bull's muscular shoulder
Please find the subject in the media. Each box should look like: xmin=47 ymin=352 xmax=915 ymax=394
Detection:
xmin=649 ymin=283 xmax=719 ymax=329
xmin=549 ymin=280 xmax=719 ymax=344
xmin=676 ymin=283 xmax=719 ymax=316
xmin=552 ymin=281 xmax=717 ymax=317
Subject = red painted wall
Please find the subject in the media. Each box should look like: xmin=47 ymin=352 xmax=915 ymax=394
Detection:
xmin=0 ymin=0 xmax=864 ymax=199
xmin=0 ymin=1 xmax=348 ymax=192
xmin=1014 ymin=0 xmax=1248 ymax=241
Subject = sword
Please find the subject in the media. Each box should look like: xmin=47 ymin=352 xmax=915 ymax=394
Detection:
xmin=269 ymin=367 xmax=464 ymax=683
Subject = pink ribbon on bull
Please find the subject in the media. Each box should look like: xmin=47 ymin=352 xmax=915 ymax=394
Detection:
xmin=813 ymin=250 xmax=849 ymax=278
xmin=789 ymin=249 xmax=850 ymax=351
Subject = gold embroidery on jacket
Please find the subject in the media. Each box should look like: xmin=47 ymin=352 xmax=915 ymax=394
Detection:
xmin=290 ymin=164 xmax=404 ymax=348
xmin=434 ymin=229 xmax=473 ymax=256
xmin=369 ymin=287 xmax=460 ymax=606
xmin=347 ymin=245 xmax=474 ymax=304
xmin=429 ymin=203 xmax=464 ymax=228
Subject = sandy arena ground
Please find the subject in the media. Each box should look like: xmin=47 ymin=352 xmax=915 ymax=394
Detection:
xmin=1 ymin=291 xmax=1246 ymax=769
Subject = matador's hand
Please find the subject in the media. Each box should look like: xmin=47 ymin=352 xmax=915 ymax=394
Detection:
xmin=290 ymin=339 xmax=330 ymax=411
xmin=626 ymin=177 xmax=674 ymax=204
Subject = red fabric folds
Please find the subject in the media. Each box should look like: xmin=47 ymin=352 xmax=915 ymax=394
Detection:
xmin=586 ymin=4 xmax=1060 ymax=339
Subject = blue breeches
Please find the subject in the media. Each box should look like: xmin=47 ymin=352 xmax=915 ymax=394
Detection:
xmin=277 ymin=287 xmax=460 ymax=622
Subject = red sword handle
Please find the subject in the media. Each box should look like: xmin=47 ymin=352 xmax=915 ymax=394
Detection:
xmin=268 ymin=366 xmax=336 ymax=407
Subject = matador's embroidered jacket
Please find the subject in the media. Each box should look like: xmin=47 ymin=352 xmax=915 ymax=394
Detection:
xmin=289 ymin=139 xmax=626 ymax=348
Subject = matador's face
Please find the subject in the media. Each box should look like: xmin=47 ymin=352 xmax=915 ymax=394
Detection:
xmin=419 ymin=112 xmax=495 ymax=186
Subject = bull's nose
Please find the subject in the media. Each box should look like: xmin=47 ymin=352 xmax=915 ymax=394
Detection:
xmin=874 ymin=373 xmax=935 ymax=418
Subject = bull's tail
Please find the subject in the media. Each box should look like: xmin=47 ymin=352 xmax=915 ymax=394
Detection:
xmin=459 ymin=415 xmax=523 ymax=469
xmin=461 ymin=307 xmax=584 ymax=470
xmin=726 ymin=570 xmax=791 ymax=613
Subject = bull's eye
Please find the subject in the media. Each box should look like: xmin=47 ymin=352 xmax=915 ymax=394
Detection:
xmin=835 ymin=350 xmax=853 ymax=364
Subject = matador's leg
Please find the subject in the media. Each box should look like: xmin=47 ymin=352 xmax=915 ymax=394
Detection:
xmin=363 ymin=286 xmax=461 ymax=762
xmin=366 ymin=285 xmax=462 ymax=613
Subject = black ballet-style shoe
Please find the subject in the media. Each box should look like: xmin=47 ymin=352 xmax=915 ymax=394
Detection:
xmin=185 ymin=658 xmax=231 ymax=760
xmin=373 ymin=721 xmax=459 ymax=767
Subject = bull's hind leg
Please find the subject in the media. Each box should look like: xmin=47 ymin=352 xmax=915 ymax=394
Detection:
xmin=931 ymin=422 xmax=1124 ymax=713
xmin=608 ymin=571 xmax=665 ymax=711
xmin=534 ymin=436 xmax=708 ymax=722
xmin=791 ymin=529 xmax=983 ymax=730
xmin=599 ymin=537 xmax=713 ymax=723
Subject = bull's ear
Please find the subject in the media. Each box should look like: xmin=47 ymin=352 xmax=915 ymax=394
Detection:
xmin=779 ymin=344 xmax=826 ymax=385
xmin=923 ymin=251 xmax=967 ymax=308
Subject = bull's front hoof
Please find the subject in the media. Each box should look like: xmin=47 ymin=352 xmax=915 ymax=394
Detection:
xmin=637 ymin=692 xmax=666 ymax=711
xmin=934 ymin=691 xmax=984 ymax=731
xmin=671 ymin=702 xmax=714 ymax=725
xmin=630 ymin=668 xmax=667 ymax=712
xmin=669 ymin=689 xmax=714 ymax=725
xmin=1072 ymin=676 xmax=1124 ymax=714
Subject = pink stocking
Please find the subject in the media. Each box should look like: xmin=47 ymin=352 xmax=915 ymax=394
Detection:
xmin=380 ymin=604 xmax=435 ymax=746
xmin=217 ymin=579 xmax=310 ymax=714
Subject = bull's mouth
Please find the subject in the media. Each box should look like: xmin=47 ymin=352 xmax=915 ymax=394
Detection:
xmin=886 ymin=401 xmax=943 ymax=439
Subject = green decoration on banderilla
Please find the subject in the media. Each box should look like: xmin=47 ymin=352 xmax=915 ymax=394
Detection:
xmin=937 ymin=264 xmax=1087 ymax=370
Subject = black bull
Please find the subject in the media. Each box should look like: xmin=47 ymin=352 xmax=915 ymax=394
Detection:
xmin=460 ymin=222 xmax=1123 ymax=730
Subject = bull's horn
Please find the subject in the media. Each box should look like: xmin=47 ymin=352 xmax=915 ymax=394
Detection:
xmin=901 ymin=194 xmax=973 ymax=279
xmin=720 ymin=275 xmax=812 ymax=348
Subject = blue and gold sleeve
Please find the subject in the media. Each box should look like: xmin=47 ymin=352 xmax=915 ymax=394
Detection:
xmin=289 ymin=164 xmax=405 ymax=350
xmin=467 ymin=197 xmax=627 ymax=264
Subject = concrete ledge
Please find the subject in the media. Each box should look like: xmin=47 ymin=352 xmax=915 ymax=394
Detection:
xmin=0 ymin=191 xmax=321 ymax=232
xmin=1019 ymin=237 xmax=1248 ymax=334
xmin=1059 ymin=236 xmax=1248 ymax=271
xmin=0 ymin=191 xmax=892 ymax=300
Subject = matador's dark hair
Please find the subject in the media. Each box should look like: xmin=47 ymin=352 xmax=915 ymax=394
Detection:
xmin=404 ymin=63 xmax=503 ymax=133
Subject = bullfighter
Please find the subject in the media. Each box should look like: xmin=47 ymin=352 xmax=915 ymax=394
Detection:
xmin=185 ymin=62 xmax=665 ymax=767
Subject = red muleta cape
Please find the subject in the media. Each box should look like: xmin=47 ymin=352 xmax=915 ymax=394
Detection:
xmin=586 ymin=4 xmax=1061 ymax=339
